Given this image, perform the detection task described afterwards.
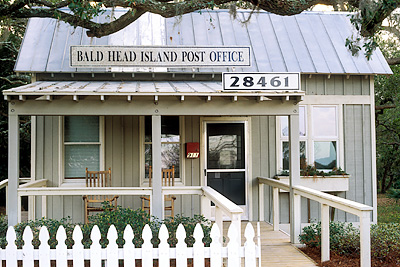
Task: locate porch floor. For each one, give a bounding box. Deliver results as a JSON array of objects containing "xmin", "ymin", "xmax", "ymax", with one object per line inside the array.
[{"xmin": 225, "ymin": 221, "xmax": 317, "ymax": 266}]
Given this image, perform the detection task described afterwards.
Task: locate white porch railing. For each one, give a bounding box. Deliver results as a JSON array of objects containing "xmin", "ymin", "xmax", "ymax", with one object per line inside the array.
[
  {"xmin": 0, "ymin": 178, "xmax": 31, "ymax": 216},
  {"xmin": 17, "ymin": 183, "xmax": 243, "ymax": 238},
  {"xmin": 258, "ymin": 176, "xmax": 373, "ymax": 267},
  {"xmin": 0, "ymin": 222, "xmax": 261, "ymax": 267}
]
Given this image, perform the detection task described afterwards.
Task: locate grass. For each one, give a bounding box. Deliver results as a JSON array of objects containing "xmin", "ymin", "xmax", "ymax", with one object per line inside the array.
[{"xmin": 377, "ymin": 194, "xmax": 400, "ymax": 223}]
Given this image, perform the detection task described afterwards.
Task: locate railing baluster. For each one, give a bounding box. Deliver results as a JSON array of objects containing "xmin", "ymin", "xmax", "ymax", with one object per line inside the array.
[
  {"xmin": 321, "ymin": 204, "xmax": 330, "ymax": 262},
  {"xmin": 360, "ymin": 211, "xmax": 371, "ymax": 267}
]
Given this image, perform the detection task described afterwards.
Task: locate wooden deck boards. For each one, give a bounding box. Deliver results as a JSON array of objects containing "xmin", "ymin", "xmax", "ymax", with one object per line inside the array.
[{"xmin": 224, "ymin": 221, "xmax": 317, "ymax": 266}]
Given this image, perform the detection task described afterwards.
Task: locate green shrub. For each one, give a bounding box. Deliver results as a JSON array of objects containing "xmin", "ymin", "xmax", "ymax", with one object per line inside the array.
[
  {"xmin": 370, "ymin": 223, "xmax": 400, "ymax": 260},
  {"xmin": 8, "ymin": 204, "xmax": 212, "ymax": 250},
  {"xmin": 299, "ymin": 221, "xmax": 359, "ymax": 255},
  {"xmin": 300, "ymin": 221, "xmax": 400, "ymax": 262},
  {"xmin": 387, "ymin": 188, "xmax": 400, "ymax": 203}
]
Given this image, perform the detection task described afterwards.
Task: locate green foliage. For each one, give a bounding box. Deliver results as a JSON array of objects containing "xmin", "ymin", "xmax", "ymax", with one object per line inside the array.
[
  {"xmin": 370, "ymin": 223, "xmax": 400, "ymax": 260},
  {"xmin": 0, "ymin": 19, "xmax": 31, "ymax": 189},
  {"xmin": 5, "ymin": 204, "xmax": 212, "ymax": 250},
  {"xmin": 68, "ymin": 0, "xmax": 105, "ymax": 21},
  {"xmin": 299, "ymin": 221, "xmax": 359, "ymax": 255},
  {"xmin": 375, "ymin": 64, "xmax": 400, "ymax": 193},
  {"xmin": 278, "ymin": 165, "xmax": 347, "ymax": 177},
  {"xmin": 387, "ymin": 188, "xmax": 400, "ymax": 203},
  {"xmin": 378, "ymin": 196, "xmax": 400, "ymax": 223},
  {"xmin": 300, "ymin": 222, "xmax": 400, "ymax": 263}
]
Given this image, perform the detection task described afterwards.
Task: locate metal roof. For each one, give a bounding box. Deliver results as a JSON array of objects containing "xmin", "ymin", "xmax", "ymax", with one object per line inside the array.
[
  {"xmin": 3, "ymin": 80, "xmax": 304, "ymax": 100},
  {"xmin": 14, "ymin": 10, "xmax": 392, "ymax": 75}
]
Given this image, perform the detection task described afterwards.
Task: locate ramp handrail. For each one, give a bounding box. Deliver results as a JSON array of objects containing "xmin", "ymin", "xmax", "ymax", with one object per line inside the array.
[{"xmin": 258, "ymin": 176, "xmax": 372, "ymax": 267}]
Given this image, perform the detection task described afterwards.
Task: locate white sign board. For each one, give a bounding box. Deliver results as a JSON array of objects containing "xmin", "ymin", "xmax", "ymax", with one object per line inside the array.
[
  {"xmin": 223, "ymin": 73, "xmax": 300, "ymax": 91},
  {"xmin": 70, "ymin": 46, "xmax": 251, "ymax": 68}
]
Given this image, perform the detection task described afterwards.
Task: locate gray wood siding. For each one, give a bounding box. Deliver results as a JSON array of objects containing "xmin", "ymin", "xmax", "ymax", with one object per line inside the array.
[
  {"xmin": 303, "ymin": 75, "xmax": 370, "ymax": 95},
  {"xmin": 32, "ymin": 75, "xmax": 374, "ymax": 223},
  {"xmin": 250, "ymin": 116, "xmax": 277, "ymax": 221}
]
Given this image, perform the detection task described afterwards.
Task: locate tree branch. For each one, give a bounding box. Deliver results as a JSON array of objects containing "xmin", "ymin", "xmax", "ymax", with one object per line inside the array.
[
  {"xmin": 376, "ymin": 104, "xmax": 396, "ymax": 110},
  {"xmin": 386, "ymin": 57, "xmax": 400, "ymax": 65},
  {"xmin": 0, "ymin": 0, "xmax": 398, "ymax": 38}
]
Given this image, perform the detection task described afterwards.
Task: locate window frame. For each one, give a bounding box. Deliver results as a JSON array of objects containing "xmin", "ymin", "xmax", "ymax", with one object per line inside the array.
[
  {"xmin": 277, "ymin": 105, "xmax": 342, "ymax": 172},
  {"xmin": 59, "ymin": 116, "xmax": 105, "ymax": 186},
  {"xmin": 139, "ymin": 116, "xmax": 185, "ymax": 186}
]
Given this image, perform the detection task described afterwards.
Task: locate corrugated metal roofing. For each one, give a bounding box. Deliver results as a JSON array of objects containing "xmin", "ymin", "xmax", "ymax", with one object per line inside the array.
[
  {"xmin": 14, "ymin": 9, "xmax": 392, "ymax": 75},
  {"xmin": 3, "ymin": 80, "xmax": 304, "ymax": 98}
]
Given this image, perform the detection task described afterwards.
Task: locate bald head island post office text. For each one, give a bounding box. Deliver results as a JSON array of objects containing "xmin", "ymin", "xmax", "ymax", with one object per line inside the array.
[{"xmin": 4, "ymin": 10, "xmax": 392, "ymax": 241}]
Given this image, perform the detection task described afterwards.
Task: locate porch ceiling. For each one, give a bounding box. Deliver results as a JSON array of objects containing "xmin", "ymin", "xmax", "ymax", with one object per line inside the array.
[{"xmin": 3, "ymin": 80, "xmax": 304, "ymax": 101}]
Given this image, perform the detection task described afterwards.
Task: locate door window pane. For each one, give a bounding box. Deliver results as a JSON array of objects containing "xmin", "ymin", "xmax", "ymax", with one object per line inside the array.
[
  {"xmin": 207, "ymin": 123, "xmax": 245, "ymax": 169},
  {"xmin": 282, "ymin": 141, "xmax": 306, "ymax": 170},
  {"xmin": 313, "ymin": 107, "xmax": 337, "ymax": 137},
  {"xmin": 314, "ymin": 141, "xmax": 337, "ymax": 169},
  {"xmin": 207, "ymin": 172, "xmax": 245, "ymax": 205}
]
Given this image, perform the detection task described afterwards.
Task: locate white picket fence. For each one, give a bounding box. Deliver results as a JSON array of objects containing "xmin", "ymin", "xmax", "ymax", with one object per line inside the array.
[{"xmin": 0, "ymin": 222, "xmax": 261, "ymax": 267}]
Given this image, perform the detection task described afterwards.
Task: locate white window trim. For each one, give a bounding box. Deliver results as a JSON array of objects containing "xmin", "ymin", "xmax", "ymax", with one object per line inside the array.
[
  {"xmin": 139, "ymin": 116, "xmax": 185, "ymax": 186},
  {"xmin": 277, "ymin": 105, "xmax": 343, "ymax": 172},
  {"xmin": 58, "ymin": 116, "xmax": 105, "ymax": 187}
]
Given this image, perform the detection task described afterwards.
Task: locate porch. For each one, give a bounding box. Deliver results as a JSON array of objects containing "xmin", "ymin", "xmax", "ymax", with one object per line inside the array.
[{"xmin": 236, "ymin": 221, "xmax": 317, "ymax": 266}]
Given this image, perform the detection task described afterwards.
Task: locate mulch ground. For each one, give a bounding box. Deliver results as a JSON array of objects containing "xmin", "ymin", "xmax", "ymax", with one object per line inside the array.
[{"xmin": 300, "ymin": 246, "xmax": 400, "ymax": 267}]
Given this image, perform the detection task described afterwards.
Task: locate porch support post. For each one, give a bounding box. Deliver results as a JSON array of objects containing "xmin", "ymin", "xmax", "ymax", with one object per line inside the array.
[
  {"xmin": 288, "ymin": 113, "xmax": 301, "ymax": 244},
  {"xmin": 8, "ymin": 113, "xmax": 19, "ymax": 226},
  {"xmin": 151, "ymin": 115, "xmax": 162, "ymax": 219}
]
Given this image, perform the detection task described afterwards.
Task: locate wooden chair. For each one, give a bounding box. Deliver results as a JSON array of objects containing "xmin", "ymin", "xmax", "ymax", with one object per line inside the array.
[
  {"xmin": 141, "ymin": 165, "xmax": 176, "ymax": 218},
  {"xmin": 83, "ymin": 168, "xmax": 118, "ymax": 223}
]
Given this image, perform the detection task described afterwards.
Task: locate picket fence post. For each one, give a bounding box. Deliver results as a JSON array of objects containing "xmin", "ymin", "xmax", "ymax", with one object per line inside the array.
[
  {"xmin": 175, "ymin": 224, "xmax": 188, "ymax": 267},
  {"xmin": 159, "ymin": 224, "xmax": 170, "ymax": 267},
  {"xmin": 56, "ymin": 226, "xmax": 68, "ymax": 267},
  {"xmin": 227, "ymin": 224, "xmax": 240, "ymax": 267},
  {"xmin": 123, "ymin": 224, "xmax": 135, "ymax": 266},
  {"xmin": 210, "ymin": 224, "xmax": 222, "ymax": 267},
  {"xmin": 23, "ymin": 226, "xmax": 34, "ymax": 267},
  {"xmin": 1, "ymin": 222, "xmax": 261, "ymax": 266},
  {"xmin": 90, "ymin": 225, "xmax": 102, "ymax": 267},
  {"xmin": 193, "ymin": 223, "xmax": 205, "ymax": 267},
  {"xmin": 6, "ymin": 226, "xmax": 17, "ymax": 267},
  {"xmin": 39, "ymin": 226, "xmax": 50, "ymax": 267},
  {"xmin": 142, "ymin": 224, "xmax": 153, "ymax": 267},
  {"xmin": 73, "ymin": 225, "xmax": 84, "ymax": 267},
  {"xmin": 244, "ymin": 223, "xmax": 256, "ymax": 267},
  {"xmin": 107, "ymin": 225, "xmax": 118, "ymax": 267}
]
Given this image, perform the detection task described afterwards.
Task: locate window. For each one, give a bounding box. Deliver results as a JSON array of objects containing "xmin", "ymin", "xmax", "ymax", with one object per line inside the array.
[
  {"xmin": 144, "ymin": 116, "xmax": 181, "ymax": 180},
  {"xmin": 63, "ymin": 116, "xmax": 102, "ymax": 179},
  {"xmin": 279, "ymin": 105, "xmax": 339, "ymax": 171}
]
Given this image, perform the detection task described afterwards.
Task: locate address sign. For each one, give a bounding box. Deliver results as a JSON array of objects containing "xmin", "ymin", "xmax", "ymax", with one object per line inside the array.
[
  {"xmin": 70, "ymin": 46, "xmax": 251, "ymax": 68},
  {"xmin": 223, "ymin": 73, "xmax": 300, "ymax": 91}
]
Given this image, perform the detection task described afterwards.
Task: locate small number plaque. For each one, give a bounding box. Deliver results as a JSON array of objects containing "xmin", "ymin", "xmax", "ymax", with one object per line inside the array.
[{"xmin": 223, "ymin": 73, "xmax": 300, "ymax": 91}]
